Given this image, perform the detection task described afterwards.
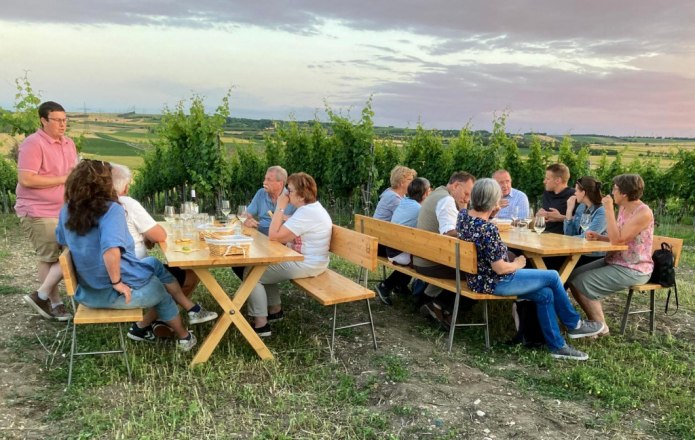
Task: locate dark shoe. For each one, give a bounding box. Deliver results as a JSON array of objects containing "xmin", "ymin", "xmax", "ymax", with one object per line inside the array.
[
  {"xmin": 50, "ymin": 303, "xmax": 73, "ymax": 322},
  {"xmin": 253, "ymin": 324, "xmax": 271, "ymax": 337},
  {"xmin": 23, "ymin": 291, "xmax": 53, "ymax": 320},
  {"xmin": 393, "ymin": 284, "xmax": 412, "ymax": 297},
  {"xmin": 420, "ymin": 301, "xmax": 451, "ymax": 330},
  {"xmin": 375, "ymin": 282, "xmax": 393, "ymax": 305},
  {"xmin": 567, "ymin": 320, "xmax": 605, "ymax": 339},
  {"xmin": 127, "ymin": 323, "xmax": 155, "ymax": 342},
  {"xmin": 152, "ymin": 321, "xmax": 176, "ymax": 339},
  {"xmin": 268, "ymin": 310, "xmax": 284, "ymax": 322}
]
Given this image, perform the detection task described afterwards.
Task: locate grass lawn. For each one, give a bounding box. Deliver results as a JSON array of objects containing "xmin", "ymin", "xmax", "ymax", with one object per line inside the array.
[{"xmin": 1, "ymin": 213, "xmax": 693, "ymax": 439}]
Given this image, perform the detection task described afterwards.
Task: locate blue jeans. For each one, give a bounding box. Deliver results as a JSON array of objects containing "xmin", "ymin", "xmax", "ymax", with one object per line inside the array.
[
  {"xmin": 494, "ymin": 269, "xmax": 581, "ymax": 351},
  {"xmin": 75, "ymin": 275, "xmax": 180, "ymax": 322},
  {"xmin": 141, "ymin": 256, "xmax": 176, "ymax": 285}
]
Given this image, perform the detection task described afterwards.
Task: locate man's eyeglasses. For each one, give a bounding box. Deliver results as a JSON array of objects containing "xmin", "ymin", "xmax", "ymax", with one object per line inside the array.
[{"xmin": 48, "ymin": 117, "xmax": 68, "ymax": 124}]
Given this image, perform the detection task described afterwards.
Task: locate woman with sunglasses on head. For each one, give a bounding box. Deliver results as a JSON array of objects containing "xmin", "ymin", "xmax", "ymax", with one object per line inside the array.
[
  {"xmin": 245, "ymin": 172, "xmax": 332, "ymax": 337},
  {"xmin": 568, "ymin": 174, "xmax": 654, "ymax": 337},
  {"xmin": 564, "ymin": 176, "xmax": 607, "ymax": 266}
]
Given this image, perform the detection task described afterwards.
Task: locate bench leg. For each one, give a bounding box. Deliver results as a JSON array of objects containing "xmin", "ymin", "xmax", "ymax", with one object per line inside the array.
[
  {"xmin": 118, "ymin": 323, "xmax": 133, "ymax": 383},
  {"xmin": 649, "ymin": 290, "xmax": 656, "ymax": 335},
  {"xmin": 483, "ymin": 301, "xmax": 490, "ymax": 350},
  {"xmin": 330, "ymin": 305, "xmax": 338, "ymax": 363},
  {"xmin": 67, "ymin": 320, "xmax": 77, "ymax": 388},
  {"xmin": 365, "ymin": 299, "xmax": 378, "ymax": 350},
  {"xmin": 620, "ymin": 289, "xmax": 634, "ymax": 335},
  {"xmin": 447, "ymin": 293, "xmax": 461, "ymax": 353}
]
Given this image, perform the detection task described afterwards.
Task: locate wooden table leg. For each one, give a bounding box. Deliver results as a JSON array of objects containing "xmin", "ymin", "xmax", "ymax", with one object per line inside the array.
[
  {"xmin": 189, "ymin": 266, "xmax": 273, "ymax": 366},
  {"xmin": 525, "ymin": 253, "xmax": 581, "ymax": 284},
  {"xmin": 526, "ymin": 253, "xmax": 547, "ymax": 270},
  {"xmin": 557, "ymin": 254, "xmax": 580, "ymax": 284}
]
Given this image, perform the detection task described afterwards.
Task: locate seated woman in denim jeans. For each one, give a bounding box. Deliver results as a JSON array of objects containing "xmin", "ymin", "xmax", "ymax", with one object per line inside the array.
[
  {"xmin": 55, "ymin": 159, "xmax": 197, "ymax": 351},
  {"xmin": 456, "ymin": 178, "xmax": 605, "ymax": 360},
  {"xmin": 563, "ymin": 176, "xmax": 607, "ymax": 267}
]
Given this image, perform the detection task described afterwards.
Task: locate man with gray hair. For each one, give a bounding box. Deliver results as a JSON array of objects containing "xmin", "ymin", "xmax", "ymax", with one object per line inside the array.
[
  {"xmin": 243, "ymin": 166, "xmax": 296, "ymax": 235},
  {"xmin": 492, "ymin": 169, "xmax": 529, "ymax": 220}
]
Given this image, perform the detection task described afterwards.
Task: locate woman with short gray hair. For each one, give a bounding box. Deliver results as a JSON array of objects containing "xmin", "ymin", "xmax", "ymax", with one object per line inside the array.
[{"xmin": 456, "ymin": 178, "xmax": 604, "ymax": 361}]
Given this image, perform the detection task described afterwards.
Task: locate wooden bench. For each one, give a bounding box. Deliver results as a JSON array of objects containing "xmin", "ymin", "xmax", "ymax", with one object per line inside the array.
[
  {"xmin": 59, "ymin": 248, "xmax": 144, "ymax": 386},
  {"xmin": 620, "ymin": 235, "xmax": 684, "ymax": 335},
  {"xmin": 355, "ymin": 214, "xmax": 516, "ymax": 351},
  {"xmin": 291, "ymin": 225, "xmax": 379, "ymax": 360}
]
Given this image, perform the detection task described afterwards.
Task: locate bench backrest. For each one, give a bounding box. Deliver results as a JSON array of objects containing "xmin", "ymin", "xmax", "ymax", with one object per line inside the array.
[
  {"xmin": 354, "ymin": 214, "xmax": 477, "ymax": 274},
  {"xmin": 330, "ymin": 225, "xmax": 378, "ymax": 271},
  {"xmin": 652, "ymin": 235, "xmax": 684, "ymax": 267},
  {"xmin": 59, "ymin": 248, "xmax": 78, "ymax": 296}
]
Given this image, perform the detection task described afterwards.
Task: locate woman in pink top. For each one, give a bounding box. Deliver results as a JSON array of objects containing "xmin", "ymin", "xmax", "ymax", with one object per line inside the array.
[{"xmin": 568, "ymin": 174, "xmax": 654, "ymax": 336}]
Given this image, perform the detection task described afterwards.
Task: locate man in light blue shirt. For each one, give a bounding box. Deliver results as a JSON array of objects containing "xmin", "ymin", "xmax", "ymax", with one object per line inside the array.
[
  {"xmin": 493, "ymin": 169, "xmax": 530, "ymax": 220},
  {"xmin": 245, "ymin": 166, "xmax": 296, "ymax": 236}
]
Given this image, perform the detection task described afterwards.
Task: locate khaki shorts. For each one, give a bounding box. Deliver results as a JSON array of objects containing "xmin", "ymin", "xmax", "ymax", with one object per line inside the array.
[{"xmin": 19, "ymin": 216, "xmax": 61, "ymax": 263}]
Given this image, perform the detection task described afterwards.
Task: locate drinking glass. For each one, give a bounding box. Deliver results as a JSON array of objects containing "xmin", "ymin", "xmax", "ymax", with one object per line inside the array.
[
  {"xmin": 523, "ymin": 208, "xmax": 534, "ymax": 233},
  {"xmin": 237, "ymin": 205, "xmax": 248, "ymax": 223},
  {"xmin": 510, "ymin": 206, "xmax": 520, "ymax": 230},
  {"xmin": 164, "ymin": 206, "xmax": 175, "ymax": 223},
  {"xmin": 580, "ymin": 212, "xmax": 592, "ymax": 237},
  {"xmin": 220, "ymin": 200, "xmax": 231, "ymax": 221},
  {"xmin": 534, "ymin": 215, "xmax": 546, "ymax": 235}
]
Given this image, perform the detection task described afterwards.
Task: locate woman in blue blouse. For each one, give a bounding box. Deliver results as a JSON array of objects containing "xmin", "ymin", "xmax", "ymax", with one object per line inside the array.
[
  {"xmin": 564, "ymin": 176, "xmax": 606, "ymax": 265},
  {"xmin": 456, "ymin": 178, "xmax": 604, "ymax": 360}
]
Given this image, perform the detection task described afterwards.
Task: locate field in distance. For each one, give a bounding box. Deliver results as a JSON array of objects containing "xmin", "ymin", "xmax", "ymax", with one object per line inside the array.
[{"xmin": 2, "ymin": 113, "xmax": 694, "ymax": 171}]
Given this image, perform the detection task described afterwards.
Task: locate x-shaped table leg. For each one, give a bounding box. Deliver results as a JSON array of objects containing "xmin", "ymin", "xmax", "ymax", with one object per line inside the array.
[{"xmin": 189, "ymin": 265, "xmax": 273, "ymax": 366}]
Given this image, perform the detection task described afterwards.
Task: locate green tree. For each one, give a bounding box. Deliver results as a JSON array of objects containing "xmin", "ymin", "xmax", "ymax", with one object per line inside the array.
[
  {"xmin": 404, "ymin": 124, "xmax": 449, "ymax": 186},
  {"xmin": 325, "ymin": 100, "xmax": 375, "ymax": 200},
  {"xmin": 1, "ymin": 73, "xmax": 41, "ymax": 137},
  {"xmin": 521, "ymin": 135, "xmax": 551, "ymax": 205}
]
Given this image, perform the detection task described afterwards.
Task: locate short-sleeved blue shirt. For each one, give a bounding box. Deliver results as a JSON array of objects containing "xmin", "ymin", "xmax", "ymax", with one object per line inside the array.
[
  {"xmin": 373, "ymin": 188, "xmax": 402, "ymax": 221},
  {"xmin": 247, "ymin": 188, "xmax": 297, "ymax": 235},
  {"xmin": 56, "ymin": 202, "xmax": 155, "ymax": 290},
  {"xmin": 391, "ymin": 198, "xmax": 421, "ymax": 227},
  {"xmin": 456, "ymin": 210, "xmax": 511, "ymax": 293}
]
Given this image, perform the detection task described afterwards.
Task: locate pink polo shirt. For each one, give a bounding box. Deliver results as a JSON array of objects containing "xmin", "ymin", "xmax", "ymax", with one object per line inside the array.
[{"xmin": 15, "ymin": 129, "xmax": 78, "ymax": 218}]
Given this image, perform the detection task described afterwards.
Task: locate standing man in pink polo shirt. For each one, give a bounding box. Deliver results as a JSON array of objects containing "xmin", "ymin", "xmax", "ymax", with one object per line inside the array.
[{"xmin": 16, "ymin": 101, "xmax": 78, "ymax": 321}]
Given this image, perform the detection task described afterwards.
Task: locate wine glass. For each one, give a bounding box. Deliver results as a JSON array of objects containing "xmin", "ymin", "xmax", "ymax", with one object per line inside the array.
[
  {"xmin": 510, "ymin": 206, "xmax": 520, "ymax": 230},
  {"xmin": 523, "ymin": 208, "xmax": 534, "ymax": 233},
  {"xmin": 237, "ymin": 205, "xmax": 248, "ymax": 224},
  {"xmin": 220, "ymin": 200, "xmax": 231, "ymax": 222},
  {"xmin": 580, "ymin": 212, "xmax": 592, "ymax": 238},
  {"xmin": 534, "ymin": 215, "xmax": 546, "ymax": 235},
  {"xmin": 164, "ymin": 206, "xmax": 175, "ymax": 223}
]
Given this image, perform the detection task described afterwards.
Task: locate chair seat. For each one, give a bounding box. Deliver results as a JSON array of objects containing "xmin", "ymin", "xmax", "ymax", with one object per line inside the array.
[
  {"xmin": 629, "ymin": 283, "xmax": 664, "ymax": 292},
  {"xmin": 74, "ymin": 305, "xmax": 144, "ymax": 324}
]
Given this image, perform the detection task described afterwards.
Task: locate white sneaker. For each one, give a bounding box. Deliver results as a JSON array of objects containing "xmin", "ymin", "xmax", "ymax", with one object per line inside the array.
[
  {"xmin": 188, "ymin": 308, "xmax": 218, "ymax": 325},
  {"xmin": 177, "ymin": 332, "xmax": 197, "ymax": 352}
]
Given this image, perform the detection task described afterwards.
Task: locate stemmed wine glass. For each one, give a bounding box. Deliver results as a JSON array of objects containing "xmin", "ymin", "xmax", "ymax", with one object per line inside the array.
[
  {"xmin": 164, "ymin": 206, "xmax": 175, "ymax": 223},
  {"xmin": 511, "ymin": 206, "xmax": 520, "ymax": 230},
  {"xmin": 220, "ymin": 200, "xmax": 231, "ymax": 223},
  {"xmin": 237, "ymin": 205, "xmax": 248, "ymax": 224},
  {"xmin": 580, "ymin": 212, "xmax": 592, "ymax": 238},
  {"xmin": 533, "ymin": 215, "xmax": 546, "ymax": 235}
]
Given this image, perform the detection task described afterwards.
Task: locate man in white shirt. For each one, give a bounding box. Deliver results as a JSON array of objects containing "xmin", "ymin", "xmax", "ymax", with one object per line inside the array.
[{"xmin": 413, "ymin": 172, "xmax": 476, "ymax": 327}]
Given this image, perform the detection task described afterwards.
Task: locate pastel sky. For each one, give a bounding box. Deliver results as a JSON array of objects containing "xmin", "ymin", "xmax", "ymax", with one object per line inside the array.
[{"xmin": 1, "ymin": 1, "xmax": 694, "ymax": 136}]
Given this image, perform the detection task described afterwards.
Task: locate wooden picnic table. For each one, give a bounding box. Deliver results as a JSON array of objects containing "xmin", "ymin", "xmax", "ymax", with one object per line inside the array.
[
  {"xmin": 500, "ymin": 230, "xmax": 628, "ymax": 283},
  {"xmin": 159, "ymin": 224, "xmax": 303, "ymax": 366}
]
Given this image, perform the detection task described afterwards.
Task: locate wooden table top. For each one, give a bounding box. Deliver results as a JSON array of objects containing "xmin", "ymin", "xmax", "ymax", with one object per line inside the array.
[
  {"xmin": 500, "ymin": 230, "xmax": 628, "ymax": 256},
  {"xmin": 160, "ymin": 224, "xmax": 304, "ymax": 268}
]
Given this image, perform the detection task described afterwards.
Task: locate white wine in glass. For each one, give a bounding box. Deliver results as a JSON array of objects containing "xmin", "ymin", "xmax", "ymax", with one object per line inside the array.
[
  {"xmin": 534, "ymin": 215, "xmax": 546, "ymax": 235},
  {"xmin": 164, "ymin": 205, "xmax": 175, "ymax": 223},
  {"xmin": 237, "ymin": 205, "xmax": 248, "ymax": 223},
  {"xmin": 220, "ymin": 200, "xmax": 231, "ymax": 220}
]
